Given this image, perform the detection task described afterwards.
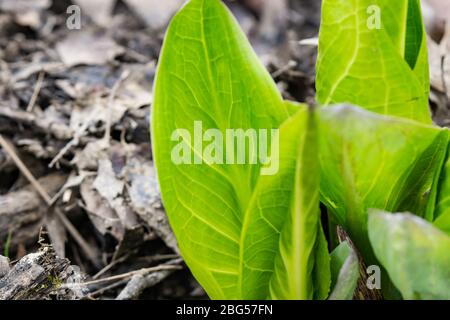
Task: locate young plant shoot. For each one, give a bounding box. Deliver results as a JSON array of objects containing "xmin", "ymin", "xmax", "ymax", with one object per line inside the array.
[{"xmin": 152, "ymin": 0, "xmax": 450, "ymax": 300}]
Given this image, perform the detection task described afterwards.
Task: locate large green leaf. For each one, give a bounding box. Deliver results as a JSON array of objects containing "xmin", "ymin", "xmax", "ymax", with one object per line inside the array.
[
  {"xmin": 152, "ymin": 0, "xmax": 327, "ymax": 299},
  {"xmin": 316, "ymin": 0, "xmax": 431, "ymax": 123},
  {"xmin": 242, "ymin": 107, "xmax": 331, "ymax": 300},
  {"xmin": 368, "ymin": 210, "xmax": 450, "ymax": 300},
  {"xmin": 318, "ymin": 105, "xmax": 449, "ymax": 264},
  {"xmin": 239, "ymin": 108, "xmax": 330, "ymax": 300},
  {"xmin": 328, "ymin": 241, "xmax": 359, "ymax": 300},
  {"xmin": 266, "ymin": 110, "xmax": 322, "ymax": 299}
]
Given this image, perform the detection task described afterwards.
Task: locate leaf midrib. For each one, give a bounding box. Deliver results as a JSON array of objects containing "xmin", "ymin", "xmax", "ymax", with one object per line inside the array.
[{"xmin": 397, "ymin": 0, "xmax": 409, "ymax": 60}]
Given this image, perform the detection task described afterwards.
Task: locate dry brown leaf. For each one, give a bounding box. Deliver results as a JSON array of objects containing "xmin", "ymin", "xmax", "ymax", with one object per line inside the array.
[
  {"xmin": 45, "ymin": 210, "xmax": 67, "ymax": 258},
  {"xmin": 73, "ymin": 0, "xmax": 116, "ymax": 27},
  {"xmin": 94, "ymin": 158, "xmax": 139, "ymax": 230},
  {"xmin": 425, "ymin": 0, "xmax": 450, "ymax": 22},
  {"xmin": 71, "ymin": 140, "xmax": 108, "ymax": 171},
  {"xmin": 0, "ymin": 0, "xmax": 50, "ymax": 13},
  {"xmin": 443, "ymin": 27, "xmax": 450, "ymax": 100},
  {"xmin": 80, "ymin": 177, "xmax": 124, "ymax": 240},
  {"xmin": 125, "ymin": 158, "xmax": 179, "ymax": 253},
  {"xmin": 123, "ymin": 0, "xmax": 184, "ymax": 29},
  {"xmin": 56, "ymin": 31, "xmax": 124, "ymax": 67}
]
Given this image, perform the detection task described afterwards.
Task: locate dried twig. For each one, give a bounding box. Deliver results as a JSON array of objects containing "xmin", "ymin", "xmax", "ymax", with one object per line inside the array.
[
  {"xmin": 88, "ymin": 279, "xmax": 129, "ymax": 298},
  {"xmin": 0, "ymin": 173, "xmax": 67, "ymax": 246},
  {"xmin": 0, "ymin": 135, "xmax": 51, "ymax": 203},
  {"xmin": 105, "ymin": 70, "xmax": 130, "ymax": 144},
  {"xmin": 73, "ymin": 263, "xmax": 182, "ymax": 288},
  {"xmin": 48, "ymin": 122, "xmax": 90, "ymax": 168},
  {"xmin": 92, "ymin": 251, "xmax": 135, "ymax": 280},
  {"xmin": 49, "ymin": 68, "xmax": 130, "ymax": 168},
  {"xmin": 0, "ymin": 135, "xmax": 100, "ymax": 267},
  {"xmin": 271, "ymin": 60, "xmax": 297, "ymax": 78},
  {"xmin": 26, "ymin": 71, "xmax": 45, "ymax": 112},
  {"xmin": 116, "ymin": 258, "xmax": 182, "ymax": 300},
  {"xmin": 89, "ymin": 264, "xmax": 181, "ymax": 286},
  {"xmin": 0, "ymin": 105, "xmax": 73, "ymax": 140}
]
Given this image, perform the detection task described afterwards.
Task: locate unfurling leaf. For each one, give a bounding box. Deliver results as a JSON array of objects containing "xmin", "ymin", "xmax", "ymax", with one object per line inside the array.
[
  {"xmin": 368, "ymin": 211, "xmax": 450, "ymax": 300},
  {"xmin": 238, "ymin": 108, "xmax": 330, "ymax": 300},
  {"xmin": 328, "ymin": 241, "xmax": 360, "ymax": 300},
  {"xmin": 252, "ymin": 109, "xmax": 329, "ymax": 300}
]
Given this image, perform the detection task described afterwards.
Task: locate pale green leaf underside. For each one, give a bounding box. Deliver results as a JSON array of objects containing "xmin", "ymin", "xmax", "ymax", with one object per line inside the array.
[
  {"xmin": 265, "ymin": 110, "xmax": 320, "ymax": 299},
  {"xmin": 316, "ymin": 0, "xmax": 430, "ymax": 123},
  {"xmin": 238, "ymin": 109, "xmax": 330, "ymax": 300},
  {"xmin": 312, "ymin": 225, "xmax": 332, "ymax": 300},
  {"xmin": 318, "ymin": 105, "xmax": 448, "ymax": 265},
  {"xmin": 328, "ymin": 241, "xmax": 359, "ymax": 300},
  {"xmin": 269, "ymin": 110, "xmax": 327, "ymax": 299},
  {"xmin": 235, "ymin": 107, "xmax": 331, "ymax": 300},
  {"xmin": 368, "ymin": 211, "xmax": 450, "ymax": 300}
]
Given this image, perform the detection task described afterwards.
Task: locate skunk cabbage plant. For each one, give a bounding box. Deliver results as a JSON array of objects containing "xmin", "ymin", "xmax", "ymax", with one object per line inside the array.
[{"xmin": 152, "ymin": 0, "xmax": 450, "ymax": 300}]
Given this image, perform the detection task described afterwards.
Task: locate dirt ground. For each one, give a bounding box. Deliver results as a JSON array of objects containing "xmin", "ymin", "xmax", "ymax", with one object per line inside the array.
[{"xmin": 0, "ymin": 0, "xmax": 449, "ymax": 300}]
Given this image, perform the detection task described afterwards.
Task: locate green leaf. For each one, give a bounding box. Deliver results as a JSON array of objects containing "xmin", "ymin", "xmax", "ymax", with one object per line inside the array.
[
  {"xmin": 318, "ymin": 105, "xmax": 449, "ymax": 264},
  {"xmin": 330, "ymin": 242, "xmax": 352, "ymax": 288},
  {"xmin": 237, "ymin": 107, "xmax": 330, "ymax": 300},
  {"xmin": 377, "ymin": 0, "xmax": 425, "ymax": 71},
  {"xmin": 434, "ymin": 213, "xmax": 450, "ymax": 235},
  {"xmin": 312, "ymin": 225, "xmax": 332, "ymax": 300},
  {"xmin": 245, "ymin": 109, "xmax": 329, "ymax": 300},
  {"xmin": 368, "ymin": 210, "xmax": 450, "ymax": 300},
  {"xmin": 316, "ymin": 0, "xmax": 431, "ymax": 123},
  {"xmin": 285, "ymin": 100, "xmax": 306, "ymax": 117},
  {"xmin": 404, "ymin": 0, "xmax": 425, "ymax": 70},
  {"xmin": 328, "ymin": 241, "xmax": 359, "ymax": 300},
  {"xmin": 152, "ymin": 0, "xmax": 291, "ymax": 299},
  {"xmin": 152, "ymin": 0, "xmax": 328, "ymax": 299},
  {"xmin": 434, "ymin": 147, "xmax": 450, "ymax": 235}
]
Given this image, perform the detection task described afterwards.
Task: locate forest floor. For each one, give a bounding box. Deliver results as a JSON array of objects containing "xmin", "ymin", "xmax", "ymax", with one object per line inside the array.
[{"xmin": 0, "ymin": 0, "xmax": 449, "ymax": 300}]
